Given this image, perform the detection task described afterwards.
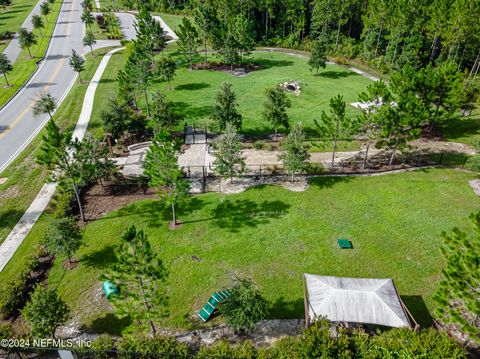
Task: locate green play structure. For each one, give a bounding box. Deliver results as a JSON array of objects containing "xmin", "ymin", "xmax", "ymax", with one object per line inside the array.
[
  {"xmin": 102, "ymin": 281, "xmax": 119, "ymax": 299},
  {"xmin": 198, "ymin": 289, "xmax": 233, "ymax": 322}
]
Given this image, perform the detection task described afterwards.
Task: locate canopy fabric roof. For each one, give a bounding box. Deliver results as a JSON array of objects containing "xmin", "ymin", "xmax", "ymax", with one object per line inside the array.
[{"xmin": 304, "ymin": 274, "xmax": 411, "ymax": 328}]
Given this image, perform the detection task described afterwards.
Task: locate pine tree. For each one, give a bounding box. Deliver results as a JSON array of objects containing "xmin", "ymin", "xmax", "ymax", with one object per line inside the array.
[
  {"xmin": 211, "ymin": 82, "xmax": 242, "ymax": 131},
  {"xmin": 151, "ymin": 91, "xmax": 182, "ymax": 132},
  {"xmin": 100, "ymin": 225, "xmax": 168, "ymax": 336},
  {"xmin": 278, "ymin": 122, "xmax": 310, "ymax": 181},
  {"xmin": 31, "ymin": 15, "xmax": 45, "ymax": 36},
  {"xmin": 232, "ymin": 14, "xmax": 255, "ymax": 62},
  {"xmin": 18, "ymin": 27, "xmax": 37, "ymax": 57},
  {"xmin": 69, "ymin": 49, "xmax": 86, "ymax": 83},
  {"xmin": 143, "ymin": 132, "xmax": 190, "ymax": 226},
  {"xmin": 135, "ymin": 8, "xmax": 167, "ymax": 57},
  {"xmin": 309, "ymin": 37, "xmax": 328, "ymax": 74},
  {"xmin": 262, "ymin": 85, "xmax": 291, "ymax": 141},
  {"xmin": 213, "ymin": 123, "xmax": 245, "ymax": 183},
  {"xmin": 32, "ymin": 91, "xmax": 56, "ymax": 119},
  {"xmin": 356, "ymin": 80, "xmax": 391, "ymax": 169},
  {"xmin": 21, "ymin": 285, "xmax": 70, "ymax": 338},
  {"xmin": 83, "ymin": 30, "xmax": 96, "ymax": 55},
  {"xmin": 156, "ymin": 56, "xmax": 176, "ymax": 90},
  {"xmin": 433, "ymin": 211, "xmax": 480, "ymax": 345},
  {"xmin": 0, "ymin": 53, "xmax": 13, "ymax": 87},
  {"xmin": 315, "ymin": 94, "xmax": 349, "ymax": 166},
  {"xmin": 101, "ymin": 97, "xmax": 133, "ymax": 142},
  {"xmin": 43, "ymin": 216, "xmax": 83, "ymax": 264},
  {"xmin": 177, "ymin": 17, "xmax": 201, "ymax": 70}
]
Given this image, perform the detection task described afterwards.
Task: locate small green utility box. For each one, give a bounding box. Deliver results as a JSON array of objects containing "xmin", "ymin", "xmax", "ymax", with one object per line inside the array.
[
  {"xmin": 337, "ymin": 239, "xmax": 353, "ymax": 249},
  {"xmin": 102, "ymin": 281, "xmax": 119, "ymax": 299}
]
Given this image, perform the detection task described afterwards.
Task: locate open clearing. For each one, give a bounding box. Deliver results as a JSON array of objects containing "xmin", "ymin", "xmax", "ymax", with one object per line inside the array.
[{"xmin": 43, "ymin": 168, "xmax": 479, "ymax": 334}]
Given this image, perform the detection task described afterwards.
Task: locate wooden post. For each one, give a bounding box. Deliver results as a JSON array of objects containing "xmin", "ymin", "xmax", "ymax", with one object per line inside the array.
[
  {"xmin": 106, "ymin": 133, "xmax": 113, "ymax": 156},
  {"xmin": 303, "ymin": 274, "xmax": 310, "ymax": 328}
]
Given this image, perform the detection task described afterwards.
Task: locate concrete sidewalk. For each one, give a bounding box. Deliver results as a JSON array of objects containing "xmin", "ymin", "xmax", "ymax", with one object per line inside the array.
[{"xmin": 0, "ymin": 47, "xmax": 125, "ymax": 272}]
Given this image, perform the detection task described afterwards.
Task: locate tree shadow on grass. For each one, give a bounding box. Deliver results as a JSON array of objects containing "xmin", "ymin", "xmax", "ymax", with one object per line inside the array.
[
  {"xmin": 317, "ymin": 70, "xmax": 357, "ymax": 79},
  {"xmin": 81, "ymin": 244, "xmax": 118, "ymax": 269},
  {"xmin": 82, "ymin": 313, "xmax": 132, "ymax": 335},
  {"xmin": 401, "ymin": 295, "xmax": 434, "ymax": 327},
  {"xmin": 440, "ymin": 115, "xmax": 480, "ymax": 141},
  {"xmin": 170, "ymin": 101, "xmax": 212, "ymax": 121},
  {"xmin": 269, "ymin": 296, "xmax": 304, "ymax": 319},
  {"xmin": 175, "ymin": 82, "xmax": 211, "ymax": 91},
  {"xmin": 110, "ymin": 197, "xmax": 208, "ymax": 229},
  {"xmin": 254, "ymin": 58, "xmax": 295, "ymax": 70},
  {"xmin": 308, "ymin": 175, "xmax": 351, "ymax": 189},
  {"xmin": 207, "ymin": 198, "xmax": 290, "ymax": 233},
  {"xmin": 0, "ymin": 209, "xmax": 25, "ymax": 231}
]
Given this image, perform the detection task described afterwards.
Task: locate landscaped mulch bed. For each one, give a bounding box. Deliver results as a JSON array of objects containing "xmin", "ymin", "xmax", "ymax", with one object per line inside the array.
[{"xmin": 81, "ymin": 183, "xmax": 157, "ymax": 222}]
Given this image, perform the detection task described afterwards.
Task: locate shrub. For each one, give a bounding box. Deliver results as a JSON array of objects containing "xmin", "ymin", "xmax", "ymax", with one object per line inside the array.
[
  {"xmin": 54, "ymin": 186, "xmax": 74, "ymax": 218},
  {"xmin": 0, "ymin": 322, "xmax": 13, "ymax": 339},
  {"xmin": 264, "ymin": 143, "xmax": 273, "ymax": 151},
  {"xmin": 219, "ymin": 277, "xmax": 268, "ymax": 333},
  {"xmin": 86, "ymin": 335, "xmax": 116, "ymax": 359},
  {"xmin": 254, "ymin": 140, "xmax": 265, "ymax": 150},
  {"xmin": 118, "ymin": 336, "xmax": 189, "ymax": 357},
  {"xmin": 197, "ymin": 340, "xmax": 257, "ymax": 359}
]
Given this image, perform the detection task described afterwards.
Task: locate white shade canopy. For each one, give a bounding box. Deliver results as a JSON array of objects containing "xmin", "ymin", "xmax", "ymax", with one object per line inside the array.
[{"xmin": 304, "ymin": 274, "xmax": 411, "ymax": 328}]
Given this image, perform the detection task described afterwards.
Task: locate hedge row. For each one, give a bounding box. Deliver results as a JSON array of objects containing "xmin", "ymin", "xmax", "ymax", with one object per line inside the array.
[{"xmin": 80, "ymin": 321, "xmax": 466, "ymax": 359}]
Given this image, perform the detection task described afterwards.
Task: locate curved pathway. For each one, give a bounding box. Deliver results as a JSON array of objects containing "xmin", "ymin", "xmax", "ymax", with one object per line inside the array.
[{"xmin": 0, "ymin": 47, "xmax": 125, "ymax": 272}]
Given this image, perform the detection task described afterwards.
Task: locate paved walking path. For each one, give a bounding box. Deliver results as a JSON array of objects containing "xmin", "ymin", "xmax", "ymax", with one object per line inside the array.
[
  {"xmin": 2, "ymin": 0, "xmax": 44, "ymax": 63},
  {"xmin": 0, "ymin": 47, "xmax": 125, "ymax": 272}
]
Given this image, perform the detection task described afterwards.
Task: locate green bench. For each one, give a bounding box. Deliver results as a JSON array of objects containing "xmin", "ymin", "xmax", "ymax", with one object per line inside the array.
[
  {"xmin": 198, "ymin": 289, "xmax": 233, "ymax": 322},
  {"xmin": 337, "ymin": 239, "xmax": 353, "ymax": 249}
]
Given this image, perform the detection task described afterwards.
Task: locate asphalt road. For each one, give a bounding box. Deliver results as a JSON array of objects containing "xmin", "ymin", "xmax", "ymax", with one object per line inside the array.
[{"xmin": 0, "ymin": 0, "xmax": 84, "ymax": 173}]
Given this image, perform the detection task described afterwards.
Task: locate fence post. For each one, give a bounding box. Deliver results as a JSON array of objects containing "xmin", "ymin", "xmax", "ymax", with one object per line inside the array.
[
  {"xmin": 205, "ymin": 126, "xmax": 208, "ymax": 144},
  {"xmin": 259, "ymin": 165, "xmax": 262, "ymax": 178},
  {"xmin": 341, "ymin": 161, "xmax": 344, "ymax": 173},
  {"xmin": 202, "ymin": 166, "xmax": 206, "ymax": 193}
]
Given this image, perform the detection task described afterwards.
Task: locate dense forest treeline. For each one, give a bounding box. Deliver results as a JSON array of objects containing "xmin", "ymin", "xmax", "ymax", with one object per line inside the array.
[{"xmin": 107, "ymin": 0, "xmax": 480, "ymax": 75}]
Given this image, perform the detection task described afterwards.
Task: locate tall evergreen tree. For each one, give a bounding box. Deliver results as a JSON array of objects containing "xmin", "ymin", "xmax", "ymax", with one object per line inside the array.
[
  {"xmin": 356, "ymin": 80, "xmax": 392, "ymax": 169},
  {"xmin": 278, "ymin": 122, "xmax": 310, "ymax": 181},
  {"xmin": 143, "ymin": 132, "xmax": 190, "ymax": 226},
  {"xmin": 308, "ymin": 36, "xmax": 328, "ymax": 74},
  {"xmin": 433, "ymin": 211, "xmax": 480, "ymax": 345},
  {"xmin": 177, "ymin": 17, "xmax": 201, "ymax": 70},
  {"xmin": 315, "ymin": 94, "xmax": 349, "ymax": 166},
  {"xmin": 211, "ymin": 82, "xmax": 242, "ymax": 131},
  {"xmin": 156, "ymin": 56, "xmax": 176, "ymax": 90},
  {"xmin": 262, "ymin": 85, "xmax": 291, "ymax": 141},
  {"xmin": 151, "ymin": 92, "xmax": 182, "ymax": 132},
  {"xmin": 213, "ymin": 123, "xmax": 245, "ymax": 183},
  {"xmin": 101, "ymin": 225, "xmax": 168, "ymax": 336}
]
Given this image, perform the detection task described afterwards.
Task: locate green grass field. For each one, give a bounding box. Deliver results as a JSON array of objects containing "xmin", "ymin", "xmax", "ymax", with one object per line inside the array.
[
  {"xmin": 42, "ymin": 168, "xmax": 479, "ymax": 334},
  {"xmin": 0, "ymin": 47, "xmax": 125, "ymax": 246},
  {"xmin": 147, "ymin": 51, "xmax": 372, "ymax": 135},
  {"xmin": 0, "ymin": 0, "xmax": 63, "ymax": 107},
  {"xmin": 0, "ymin": 0, "xmax": 38, "ymax": 52}
]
